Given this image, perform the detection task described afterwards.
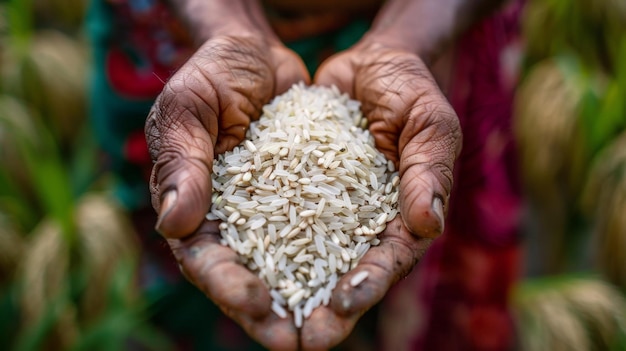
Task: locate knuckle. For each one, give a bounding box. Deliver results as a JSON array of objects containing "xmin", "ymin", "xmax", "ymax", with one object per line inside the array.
[{"xmin": 145, "ymin": 108, "xmax": 162, "ymax": 162}]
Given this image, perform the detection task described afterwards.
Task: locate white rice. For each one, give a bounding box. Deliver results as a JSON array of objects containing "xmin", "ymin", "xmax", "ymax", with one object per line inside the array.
[
  {"xmin": 208, "ymin": 83, "xmax": 399, "ymax": 327},
  {"xmin": 271, "ymin": 300, "xmax": 288, "ymax": 319},
  {"xmin": 349, "ymin": 270, "xmax": 370, "ymax": 287},
  {"xmin": 294, "ymin": 304, "xmax": 303, "ymax": 328}
]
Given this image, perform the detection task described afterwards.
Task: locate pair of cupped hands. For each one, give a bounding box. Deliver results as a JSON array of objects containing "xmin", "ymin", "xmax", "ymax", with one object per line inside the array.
[{"xmin": 145, "ymin": 32, "xmax": 462, "ymax": 350}]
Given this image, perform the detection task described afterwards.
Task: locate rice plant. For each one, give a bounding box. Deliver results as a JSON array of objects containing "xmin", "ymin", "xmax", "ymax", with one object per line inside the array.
[
  {"xmin": 0, "ymin": 0, "xmax": 171, "ymax": 349},
  {"xmin": 514, "ymin": 0, "xmax": 626, "ymax": 349}
]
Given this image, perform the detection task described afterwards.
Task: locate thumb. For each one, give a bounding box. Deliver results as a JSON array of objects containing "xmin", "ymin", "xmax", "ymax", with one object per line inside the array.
[
  {"xmin": 398, "ymin": 99, "xmax": 462, "ymax": 238},
  {"xmin": 145, "ymin": 76, "xmax": 220, "ymax": 239},
  {"xmin": 313, "ymin": 51, "xmax": 355, "ymax": 94},
  {"xmin": 270, "ymin": 46, "xmax": 311, "ymax": 94},
  {"xmin": 345, "ymin": 48, "xmax": 462, "ymax": 239}
]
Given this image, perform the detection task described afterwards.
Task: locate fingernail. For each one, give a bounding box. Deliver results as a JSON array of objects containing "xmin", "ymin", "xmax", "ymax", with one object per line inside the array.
[
  {"xmin": 156, "ymin": 190, "xmax": 177, "ymax": 234},
  {"xmin": 432, "ymin": 197, "xmax": 445, "ymax": 234}
]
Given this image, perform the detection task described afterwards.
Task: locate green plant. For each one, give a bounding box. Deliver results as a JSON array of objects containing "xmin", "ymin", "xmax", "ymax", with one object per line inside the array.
[{"xmin": 0, "ymin": 1, "xmax": 173, "ymax": 349}]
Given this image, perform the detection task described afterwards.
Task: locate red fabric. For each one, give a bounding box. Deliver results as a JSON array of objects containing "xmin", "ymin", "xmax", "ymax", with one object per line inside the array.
[
  {"xmin": 105, "ymin": 47, "xmax": 169, "ymax": 99},
  {"xmin": 412, "ymin": 237, "xmax": 521, "ymax": 351},
  {"xmin": 124, "ymin": 129, "xmax": 151, "ymax": 165},
  {"xmin": 104, "ymin": 0, "xmax": 192, "ymax": 99}
]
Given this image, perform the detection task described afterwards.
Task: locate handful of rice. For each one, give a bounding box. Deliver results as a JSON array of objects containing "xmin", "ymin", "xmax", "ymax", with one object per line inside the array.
[{"xmin": 207, "ymin": 83, "xmax": 399, "ymax": 327}]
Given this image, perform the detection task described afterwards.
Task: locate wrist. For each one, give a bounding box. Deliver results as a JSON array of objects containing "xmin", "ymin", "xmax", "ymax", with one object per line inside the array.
[
  {"xmin": 356, "ymin": 32, "xmax": 437, "ymax": 65},
  {"xmin": 169, "ymin": 0, "xmax": 280, "ymax": 46},
  {"xmin": 357, "ymin": 0, "xmax": 506, "ymax": 66}
]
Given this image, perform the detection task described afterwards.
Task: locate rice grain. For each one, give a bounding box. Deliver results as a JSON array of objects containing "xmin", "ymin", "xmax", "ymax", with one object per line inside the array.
[
  {"xmin": 350, "ymin": 270, "xmax": 370, "ymax": 287},
  {"xmin": 209, "ymin": 83, "xmax": 400, "ymax": 325}
]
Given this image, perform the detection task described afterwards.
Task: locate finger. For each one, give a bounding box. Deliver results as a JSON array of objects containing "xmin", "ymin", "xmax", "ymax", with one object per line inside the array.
[
  {"xmin": 332, "ymin": 217, "xmax": 432, "ymax": 315},
  {"xmin": 145, "ymin": 71, "xmax": 219, "ymax": 238},
  {"xmin": 313, "ymin": 51, "xmax": 355, "ymax": 95},
  {"xmin": 300, "ymin": 305, "xmax": 360, "ymax": 351},
  {"xmin": 146, "ymin": 58, "xmax": 260, "ymax": 238},
  {"xmin": 301, "ymin": 218, "xmax": 432, "ymax": 350},
  {"xmin": 271, "ymin": 46, "xmax": 311, "ymax": 94},
  {"xmin": 168, "ymin": 221, "xmax": 299, "ymax": 350},
  {"xmin": 397, "ymin": 93, "xmax": 461, "ymax": 237},
  {"xmin": 351, "ymin": 51, "xmax": 461, "ymax": 238}
]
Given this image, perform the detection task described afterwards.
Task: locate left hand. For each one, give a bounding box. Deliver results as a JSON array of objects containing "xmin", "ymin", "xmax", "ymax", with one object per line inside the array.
[
  {"xmin": 297, "ymin": 41, "xmax": 462, "ymax": 349},
  {"xmin": 145, "ymin": 34, "xmax": 310, "ymax": 351}
]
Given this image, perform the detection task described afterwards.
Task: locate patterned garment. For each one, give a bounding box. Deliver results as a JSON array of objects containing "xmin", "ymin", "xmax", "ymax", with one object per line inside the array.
[{"xmin": 87, "ymin": 0, "xmax": 523, "ymax": 349}]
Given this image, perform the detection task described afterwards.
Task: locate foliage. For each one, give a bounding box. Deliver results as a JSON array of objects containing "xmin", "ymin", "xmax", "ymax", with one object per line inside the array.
[
  {"xmin": 514, "ymin": 276, "xmax": 626, "ymax": 351},
  {"xmin": 516, "ymin": 0, "xmax": 626, "ymax": 279},
  {"xmin": 0, "ymin": 0, "xmax": 172, "ymax": 350},
  {"xmin": 514, "ymin": 0, "xmax": 626, "ymax": 349}
]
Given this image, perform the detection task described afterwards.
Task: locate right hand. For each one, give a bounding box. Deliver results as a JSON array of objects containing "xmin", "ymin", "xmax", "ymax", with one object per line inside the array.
[
  {"xmin": 297, "ymin": 41, "xmax": 461, "ymax": 350},
  {"xmin": 145, "ymin": 34, "xmax": 309, "ymax": 351}
]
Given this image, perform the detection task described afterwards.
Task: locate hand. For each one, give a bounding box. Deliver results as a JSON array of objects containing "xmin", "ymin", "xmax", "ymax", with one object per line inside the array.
[
  {"xmin": 298, "ymin": 42, "xmax": 462, "ymax": 349},
  {"xmin": 145, "ymin": 34, "xmax": 309, "ymax": 350}
]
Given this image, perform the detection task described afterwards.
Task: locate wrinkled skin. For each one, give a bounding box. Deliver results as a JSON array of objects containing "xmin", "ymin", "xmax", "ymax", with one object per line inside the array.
[
  {"xmin": 146, "ymin": 35, "xmax": 462, "ymax": 350},
  {"xmin": 303, "ymin": 42, "xmax": 462, "ymax": 349}
]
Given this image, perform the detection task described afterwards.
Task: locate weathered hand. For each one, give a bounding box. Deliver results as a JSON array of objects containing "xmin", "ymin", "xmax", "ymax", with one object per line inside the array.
[
  {"xmin": 145, "ymin": 35, "xmax": 309, "ymax": 351},
  {"xmin": 298, "ymin": 42, "xmax": 462, "ymax": 349}
]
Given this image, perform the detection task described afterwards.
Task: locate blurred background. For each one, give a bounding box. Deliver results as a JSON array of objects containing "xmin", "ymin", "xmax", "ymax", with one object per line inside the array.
[
  {"xmin": 0, "ymin": 0, "xmax": 624, "ymax": 350},
  {"xmin": 0, "ymin": 0, "xmax": 175, "ymax": 350},
  {"xmin": 513, "ymin": 0, "xmax": 626, "ymax": 349}
]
